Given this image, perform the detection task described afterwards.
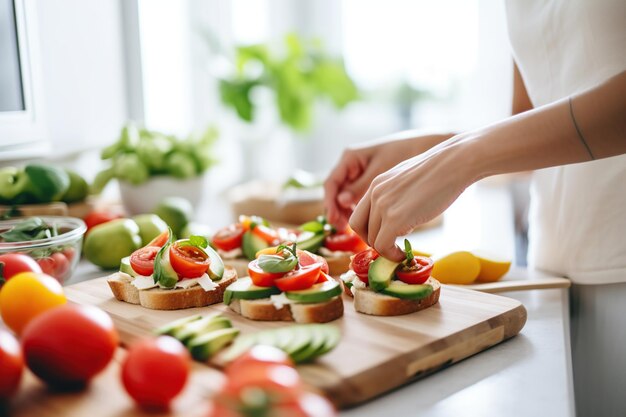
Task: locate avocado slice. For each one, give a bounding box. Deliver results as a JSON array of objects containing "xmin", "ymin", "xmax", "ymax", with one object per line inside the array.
[
  {"xmin": 368, "ymin": 257, "xmax": 401, "ymax": 292},
  {"xmin": 223, "ymin": 277, "xmax": 281, "ymax": 305},
  {"xmin": 153, "ymin": 243, "xmax": 179, "ymax": 288},
  {"xmin": 315, "ymin": 325, "xmax": 341, "ymax": 356},
  {"xmin": 203, "ymin": 245, "xmax": 225, "ymax": 280},
  {"xmin": 188, "ymin": 327, "xmax": 240, "ymax": 361},
  {"xmin": 218, "ymin": 334, "xmax": 257, "ymax": 364},
  {"xmin": 291, "ymin": 325, "xmax": 326, "ymax": 363},
  {"xmin": 119, "ymin": 256, "xmax": 137, "ymax": 277},
  {"xmin": 154, "ymin": 314, "xmax": 202, "ymax": 336},
  {"xmin": 296, "ymin": 232, "xmax": 325, "ymax": 253},
  {"xmin": 174, "ymin": 315, "xmax": 232, "ymax": 345},
  {"xmin": 242, "ymin": 230, "xmax": 268, "ymax": 260},
  {"xmin": 381, "ymin": 281, "xmax": 434, "ymax": 300},
  {"xmin": 285, "ymin": 280, "xmax": 342, "ymax": 303},
  {"xmin": 278, "ymin": 326, "xmax": 312, "ymax": 359}
]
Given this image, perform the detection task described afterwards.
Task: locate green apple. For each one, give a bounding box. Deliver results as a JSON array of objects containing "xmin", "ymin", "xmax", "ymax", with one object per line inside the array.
[
  {"xmin": 152, "ymin": 197, "xmax": 193, "ymax": 237},
  {"xmin": 84, "ymin": 219, "xmax": 142, "ymax": 269},
  {"xmin": 132, "ymin": 214, "xmax": 168, "ymax": 246}
]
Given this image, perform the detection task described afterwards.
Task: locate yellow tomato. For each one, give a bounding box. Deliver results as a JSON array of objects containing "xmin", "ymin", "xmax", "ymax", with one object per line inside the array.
[
  {"xmin": 0, "ymin": 272, "xmax": 66, "ymax": 335},
  {"xmin": 255, "ymin": 246, "xmax": 281, "ymax": 258},
  {"xmin": 431, "ymin": 251, "xmax": 481, "ymax": 285}
]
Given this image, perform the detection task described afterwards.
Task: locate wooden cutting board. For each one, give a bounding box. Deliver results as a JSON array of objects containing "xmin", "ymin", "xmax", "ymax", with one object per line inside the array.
[{"xmin": 65, "ymin": 277, "xmax": 527, "ymax": 408}]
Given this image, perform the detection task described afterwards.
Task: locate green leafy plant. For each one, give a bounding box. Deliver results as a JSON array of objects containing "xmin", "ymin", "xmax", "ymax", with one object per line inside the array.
[
  {"xmin": 93, "ymin": 124, "xmax": 219, "ymax": 193},
  {"xmin": 218, "ymin": 33, "xmax": 359, "ymax": 132}
]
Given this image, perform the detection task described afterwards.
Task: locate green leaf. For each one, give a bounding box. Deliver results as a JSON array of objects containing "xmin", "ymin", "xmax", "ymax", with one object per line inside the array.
[
  {"xmin": 257, "ymin": 254, "xmax": 297, "ymax": 273},
  {"xmin": 219, "ymin": 79, "xmax": 258, "ymax": 122},
  {"xmin": 189, "ymin": 235, "xmax": 208, "ymax": 249},
  {"xmin": 404, "ymin": 239, "xmax": 414, "ymax": 263},
  {"xmin": 0, "ymin": 217, "xmax": 55, "ymax": 242}
]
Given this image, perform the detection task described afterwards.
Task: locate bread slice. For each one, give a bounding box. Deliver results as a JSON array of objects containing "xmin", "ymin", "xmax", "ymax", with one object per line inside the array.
[
  {"xmin": 107, "ymin": 267, "xmax": 238, "ymax": 310},
  {"xmin": 353, "ymin": 277, "xmax": 441, "ymax": 316},
  {"xmin": 228, "ymin": 295, "xmax": 343, "ymax": 323}
]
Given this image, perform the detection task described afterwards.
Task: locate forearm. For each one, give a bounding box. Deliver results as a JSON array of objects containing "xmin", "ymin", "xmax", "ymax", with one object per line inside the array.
[{"xmin": 460, "ymin": 70, "xmax": 626, "ymax": 180}]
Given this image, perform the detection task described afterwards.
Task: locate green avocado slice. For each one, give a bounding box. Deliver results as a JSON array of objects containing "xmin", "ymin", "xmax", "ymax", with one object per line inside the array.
[
  {"xmin": 242, "ymin": 230, "xmax": 269, "ymax": 260},
  {"xmin": 285, "ymin": 280, "xmax": 341, "ymax": 303},
  {"xmin": 381, "ymin": 281, "xmax": 433, "ymax": 300},
  {"xmin": 119, "ymin": 256, "xmax": 137, "ymax": 277},
  {"xmin": 368, "ymin": 257, "xmax": 400, "ymax": 292}
]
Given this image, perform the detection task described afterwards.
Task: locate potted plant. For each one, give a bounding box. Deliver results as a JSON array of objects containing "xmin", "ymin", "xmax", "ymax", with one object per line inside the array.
[{"xmin": 93, "ymin": 124, "xmax": 218, "ymax": 215}]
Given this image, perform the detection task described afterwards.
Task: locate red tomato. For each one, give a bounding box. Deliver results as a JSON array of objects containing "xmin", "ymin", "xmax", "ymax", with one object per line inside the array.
[
  {"xmin": 0, "ymin": 253, "xmax": 42, "ymax": 282},
  {"xmin": 298, "ymin": 250, "xmax": 329, "ymax": 275},
  {"xmin": 288, "ymin": 392, "xmax": 337, "ymax": 417},
  {"xmin": 350, "ymin": 249, "xmax": 379, "ymax": 283},
  {"xmin": 252, "ymin": 225, "xmax": 279, "ymax": 245},
  {"xmin": 51, "ymin": 252, "xmax": 70, "ymax": 279},
  {"xmin": 61, "ymin": 247, "xmax": 76, "ymax": 262},
  {"xmin": 130, "ymin": 246, "xmax": 160, "ymax": 276},
  {"xmin": 147, "ymin": 230, "xmax": 169, "ymax": 248},
  {"xmin": 36, "ymin": 257, "xmax": 56, "ymax": 277},
  {"xmin": 395, "ymin": 256, "xmax": 434, "ymax": 285},
  {"xmin": 0, "ymin": 330, "xmax": 23, "ymax": 399},
  {"xmin": 122, "ymin": 336, "xmax": 190, "ymax": 409},
  {"xmin": 224, "ymin": 363, "xmax": 302, "ymax": 398},
  {"xmin": 212, "ymin": 224, "xmax": 245, "ymax": 251},
  {"xmin": 84, "ymin": 211, "xmax": 122, "ymax": 232},
  {"xmin": 324, "ymin": 231, "xmax": 368, "ymax": 253},
  {"xmin": 21, "ymin": 304, "xmax": 118, "ymax": 387},
  {"xmin": 226, "ymin": 345, "xmax": 294, "ymax": 378},
  {"xmin": 248, "ymin": 259, "xmax": 285, "ymax": 287},
  {"xmin": 274, "ymin": 263, "xmax": 322, "ymax": 292},
  {"xmin": 169, "ymin": 243, "xmax": 209, "ymax": 278}
]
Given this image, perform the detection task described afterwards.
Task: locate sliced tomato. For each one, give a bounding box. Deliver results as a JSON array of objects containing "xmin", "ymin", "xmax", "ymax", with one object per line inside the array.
[
  {"xmin": 252, "ymin": 224, "xmax": 279, "ymax": 245},
  {"xmin": 130, "ymin": 246, "xmax": 160, "ymax": 276},
  {"xmin": 350, "ymin": 249, "xmax": 379, "ymax": 283},
  {"xmin": 395, "ymin": 256, "xmax": 433, "ymax": 284},
  {"xmin": 298, "ymin": 250, "xmax": 329, "ymax": 275},
  {"xmin": 248, "ymin": 259, "xmax": 285, "ymax": 287},
  {"xmin": 325, "ymin": 231, "xmax": 368, "ymax": 253},
  {"xmin": 169, "ymin": 244, "xmax": 209, "ymax": 278},
  {"xmin": 226, "ymin": 345, "xmax": 293, "ymax": 378},
  {"xmin": 212, "ymin": 224, "xmax": 245, "ymax": 252},
  {"xmin": 274, "ymin": 263, "xmax": 322, "ymax": 292},
  {"xmin": 147, "ymin": 230, "xmax": 170, "ymax": 248}
]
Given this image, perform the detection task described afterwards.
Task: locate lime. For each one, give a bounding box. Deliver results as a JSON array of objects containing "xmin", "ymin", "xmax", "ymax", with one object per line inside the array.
[
  {"xmin": 84, "ymin": 219, "xmax": 142, "ymax": 269},
  {"xmin": 152, "ymin": 197, "xmax": 193, "ymax": 237},
  {"xmin": 132, "ymin": 214, "xmax": 168, "ymax": 246}
]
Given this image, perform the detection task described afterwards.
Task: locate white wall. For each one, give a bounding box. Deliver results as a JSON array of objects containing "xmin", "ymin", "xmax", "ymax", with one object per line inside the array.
[{"xmin": 36, "ymin": 0, "xmax": 128, "ymax": 157}]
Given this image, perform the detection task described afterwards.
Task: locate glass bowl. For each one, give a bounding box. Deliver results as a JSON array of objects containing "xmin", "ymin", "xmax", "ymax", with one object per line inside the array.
[{"xmin": 0, "ymin": 216, "xmax": 87, "ymax": 284}]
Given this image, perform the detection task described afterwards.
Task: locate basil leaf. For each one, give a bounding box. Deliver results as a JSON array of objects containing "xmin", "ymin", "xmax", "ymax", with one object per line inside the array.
[
  {"xmin": 257, "ymin": 254, "xmax": 297, "ymax": 273},
  {"xmin": 0, "ymin": 217, "xmax": 55, "ymax": 242},
  {"xmin": 189, "ymin": 235, "xmax": 208, "ymax": 249},
  {"xmin": 404, "ymin": 239, "xmax": 414, "ymax": 263}
]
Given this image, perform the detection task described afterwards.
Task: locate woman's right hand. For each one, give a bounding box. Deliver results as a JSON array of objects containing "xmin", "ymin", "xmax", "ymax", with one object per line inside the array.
[{"xmin": 324, "ymin": 132, "xmax": 453, "ymax": 229}]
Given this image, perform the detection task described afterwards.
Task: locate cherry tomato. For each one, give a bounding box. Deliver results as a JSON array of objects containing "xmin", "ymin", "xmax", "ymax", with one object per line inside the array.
[
  {"xmin": 51, "ymin": 252, "xmax": 70, "ymax": 279},
  {"xmin": 224, "ymin": 363, "xmax": 302, "ymax": 398},
  {"xmin": 21, "ymin": 304, "xmax": 118, "ymax": 387},
  {"xmin": 0, "ymin": 253, "xmax": 42, "ymax": 283},
  {"xmin": 36, "ymin": 257, "xmax": 56, "ymax": 277},
  {"xmin": 0, "ymin": 272, "xmax": 66, "ymax": 335},
  {"xmin": 287, "ymin": 392, "xmax": 337, "ymax": 417},
  {"xmin": 212, "ymin": 224, "xmax": 245, "ymax": 251},
  {"xmin": 122, "ymin": 336, "xmax": 190, "ymax": 410},
  {"xmin": 325, "ymin": 231, "xmax": 368, "ymax": 253},
  {"xmin": 252, "ymin": 224, "xmax": 279, "ymax": 245},
  {"xmin": 84, "ymin": 211, "xmax": 122, "ymax": 232},
  {"xmin": 61, "ymin": 247, "xmax": 76, "ymax": 262},
  {"xmin": 130, "ymin": 246, "xmax": 160, "ymax": 276},
  {"xmin": 395, "ymin": 256, "xmax": 434, "ymax": 285},
  {"xmin": 147, "ymin": 230, "xmax": 169, "ymax": 248},
  {"xmin": 226, "ymin": 345, "xmax": 294, "ymax": 378},
  {"xmin": 274, "ymin": 263, "xmax": 322, "ymax": 292},
  {"xmin": 350, "ymin": 249, "xmax": 379, "ymax": 283},
  {"xmin": 169, "ymin": 243, "xmax": 209, "ymax": 278},
  {"xmin": 298, "ymin": 250, "xmax": 329, "ymax": 275},
  {"xmin": 248, "ymin": 259, "xmax": 286, "ymax": 287},
  {"xmin": 0, "ymin": 330, "xmax": 23, "ymax": 399}
]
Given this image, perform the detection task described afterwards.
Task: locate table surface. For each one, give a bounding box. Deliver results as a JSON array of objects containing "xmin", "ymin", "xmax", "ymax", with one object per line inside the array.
[{"xmin": 59, "ymin": 181, "xmax": 576, "ymax": 417}]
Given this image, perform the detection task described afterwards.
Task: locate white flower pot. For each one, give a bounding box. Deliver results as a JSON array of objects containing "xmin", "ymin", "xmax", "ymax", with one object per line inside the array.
[{"xmin": 119, "ymin": 175, "xmax": 206, "ymax": 215}]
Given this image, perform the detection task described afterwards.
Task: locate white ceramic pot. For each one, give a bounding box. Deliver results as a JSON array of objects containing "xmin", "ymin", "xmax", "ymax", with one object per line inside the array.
[{"xmin": 119, "ymin": 175, "xmax": 206, "ymax": 215}]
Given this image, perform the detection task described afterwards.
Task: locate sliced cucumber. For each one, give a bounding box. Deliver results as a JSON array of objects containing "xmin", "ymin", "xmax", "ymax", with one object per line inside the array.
[
  {"xmin": 173, "ymin": 316, "xmax": 232, "ymax": 345},
  {"xmin": 154, "ymin": 314, "xmax": 202, "ymax": 336},
  {"xmin": 296, "ymin": 232, "xmax": 325, "ymax": 253},
  {"xmin": 223, "ymin": 277, "xmax": 281, "ymax": 305},
  {"xmin": 285, "ymin": 280, "xmax": 342, "ymax": 304},
  {"xmin": 381, "ymin": 281, "xmax": 433, "ymax": 300},
  {"xmin": 119, "ymin": 256, "xmax": 137, "ymax": 277},
  {"xmin": 188, "ymin": 327, "xmax": 240, "ymax": 361}
]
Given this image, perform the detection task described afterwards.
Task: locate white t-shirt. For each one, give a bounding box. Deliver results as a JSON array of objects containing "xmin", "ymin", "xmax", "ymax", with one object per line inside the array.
[{"xmin": 505, "ymin": 0, "xmax": 626, "ymax": 284}]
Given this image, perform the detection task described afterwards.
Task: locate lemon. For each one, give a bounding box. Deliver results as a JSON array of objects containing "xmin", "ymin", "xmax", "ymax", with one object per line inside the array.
[
  {"xmin": 431, "ymin": 251, "xmax": 481, "ymax": 285},
  {"xmin": 412, "ymin": 249, "xmax": 433, "ymax": 257},
  {"xmin": 473, "ymin": 251, "xmax": 511, "ymax": 282}
]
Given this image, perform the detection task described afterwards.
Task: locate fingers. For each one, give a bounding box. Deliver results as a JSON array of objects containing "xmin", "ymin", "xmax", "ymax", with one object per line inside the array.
[
  {"xmin": 348, "ymin": 187, "xmax": 372, "ymax": 243},
  {"xmin": 373, "ymin": 224, "xmax": 405, "ymax": 261},
  {"xmin": 324, "ymin": 161, "xmax": 350, "ymax": 225},
  {"xmin": 324, "ymin": 150, "xmax": 366, "ymax": 226}
]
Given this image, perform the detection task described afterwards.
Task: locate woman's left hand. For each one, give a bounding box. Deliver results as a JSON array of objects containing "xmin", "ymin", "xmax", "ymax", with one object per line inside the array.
[{"xmin": 349, "ymin": 135, "xmax": 479, "ymax": 261}]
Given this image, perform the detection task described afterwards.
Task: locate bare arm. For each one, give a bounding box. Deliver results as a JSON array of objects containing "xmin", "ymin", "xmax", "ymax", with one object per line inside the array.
[{"xmin": 350, "ymin": 70, "xmax": 626, "ymax": 260}]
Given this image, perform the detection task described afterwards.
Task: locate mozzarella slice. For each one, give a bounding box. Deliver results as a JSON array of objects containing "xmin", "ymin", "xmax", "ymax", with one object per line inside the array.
[{"xmin": 132, "ymin": 275, "xmax": 158, "ymax": 290}]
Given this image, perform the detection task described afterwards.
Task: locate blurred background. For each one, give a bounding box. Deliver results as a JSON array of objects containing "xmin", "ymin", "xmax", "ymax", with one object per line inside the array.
[{"xmin": 0, "ymin": 0, "xmax": 527, "ymax": 266}]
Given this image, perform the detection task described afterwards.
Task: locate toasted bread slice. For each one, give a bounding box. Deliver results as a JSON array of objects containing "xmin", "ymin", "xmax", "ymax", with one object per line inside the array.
[
  {"xmin": 228, "ymin": 295, "xmax": 343, "ymax": 323},
  {"xmin": 325, "ymin": 255, "xmax": 351, "ymax": 277},
  {"xmin": 353, "ymin": 277, "xmax": 441, "ymax": 316},
  {"xmin": 107, "ymin": 267, "xmax": 238, "ymax": 310}
]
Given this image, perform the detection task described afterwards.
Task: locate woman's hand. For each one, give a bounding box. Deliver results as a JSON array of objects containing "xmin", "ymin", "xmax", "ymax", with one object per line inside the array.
[
  {"xmin": 324, "ymin": 133, "xmax": 453, "ymax": 230},
  {"xmin": 349, "ymin": 136, "xmax": 478, "ymax": 261}
]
